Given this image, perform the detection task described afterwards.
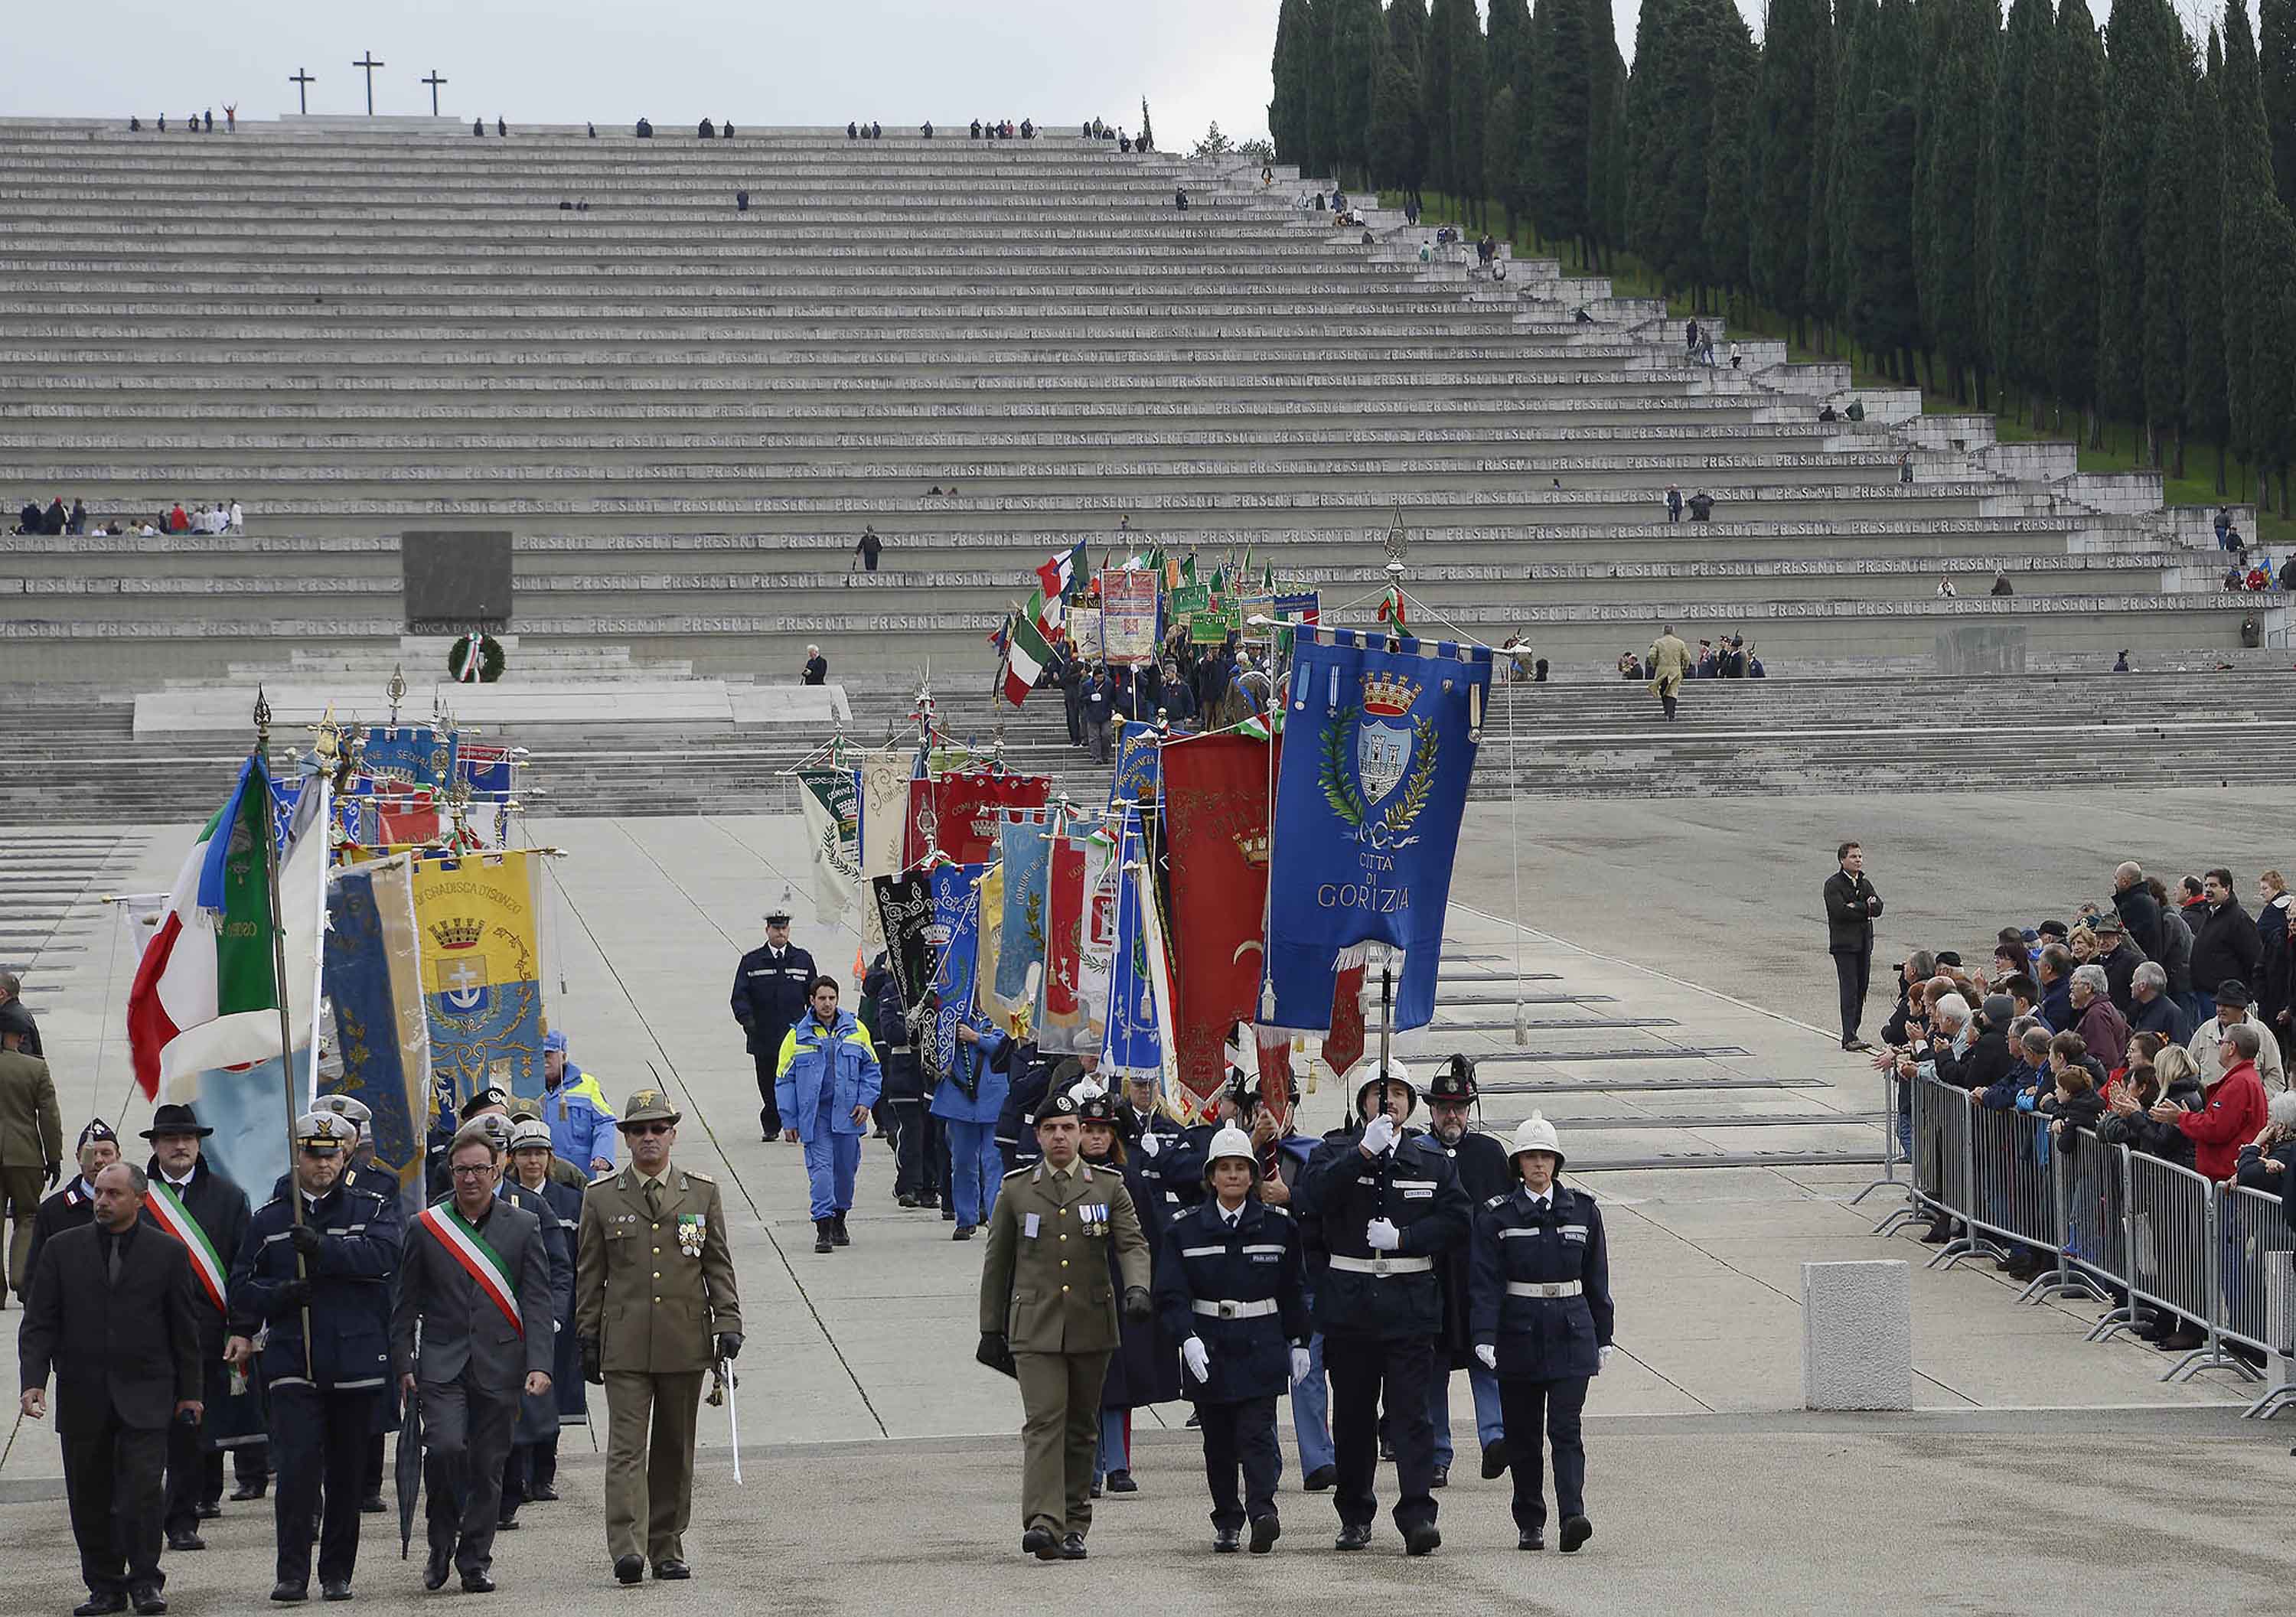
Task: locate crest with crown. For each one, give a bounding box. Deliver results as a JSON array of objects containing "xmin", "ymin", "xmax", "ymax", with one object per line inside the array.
[
  {"xmin": 429, "ymin": 915, "xmax": 484, "ymax": 952},
  {"xmin": 1361, "ymin": 670, "xmax": 1421, "ymax": 718}
]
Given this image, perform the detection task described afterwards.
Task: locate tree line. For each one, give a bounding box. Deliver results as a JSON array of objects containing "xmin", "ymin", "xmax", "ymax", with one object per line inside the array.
[{"xmin": 1268, "ymin": 0, "xmax": 2296, "ymax": 507}]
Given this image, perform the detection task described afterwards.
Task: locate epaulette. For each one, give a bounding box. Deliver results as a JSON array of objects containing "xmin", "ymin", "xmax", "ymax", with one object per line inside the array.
[
  {"xmin": 1001, "ymin": 1163, "xmax": 1032, "ymax": 1180},
  {"xmin": 682, "ymin": 1171, "xmax": 716, "ymax": 1186},
  {"xmin": 1485, "ymin": 1193, "xmax": 1512, "ymax": 1209},
  {"xmin": 1261, "ymin": 1203, "xmax": 1291, "ymax": 1218}
]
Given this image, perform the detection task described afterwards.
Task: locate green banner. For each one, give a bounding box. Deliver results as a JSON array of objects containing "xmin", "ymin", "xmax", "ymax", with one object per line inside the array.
[{"xmin": 1171, "ymin": 582, "xmax": 1211, "ymax": 617}]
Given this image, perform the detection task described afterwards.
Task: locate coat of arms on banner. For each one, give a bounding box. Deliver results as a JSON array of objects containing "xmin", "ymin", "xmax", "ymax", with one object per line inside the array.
[{"xmin": 1321, "ymin": 671, "xmax": 1436, "ymax": 845}]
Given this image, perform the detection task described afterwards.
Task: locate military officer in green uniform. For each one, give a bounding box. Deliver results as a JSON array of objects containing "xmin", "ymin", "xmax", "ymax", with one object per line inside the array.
[
  {"xmin": 573, "ymin": 1090, "xmax": 743, "ymax": 1587},
  {"xmin": 977, "ymin": 1089, "xmax": 1151, "ymax": 1561}
]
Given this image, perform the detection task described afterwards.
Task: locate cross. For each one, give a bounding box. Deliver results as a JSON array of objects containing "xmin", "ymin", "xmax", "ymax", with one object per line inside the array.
[
  {"xmin": 353, "ymin": 51, "xmax": 385, "ymax": 116},
  {"xmin": 422, "ymin": 70, "xmax": 448, "ymax": 117},
  {"xmin": 444, "ymin": 960, "xmax": 482, "ymax": 1004},
  {"xmin": 289, "ymin": 68, "xmax": 315, "ymax": 116}
]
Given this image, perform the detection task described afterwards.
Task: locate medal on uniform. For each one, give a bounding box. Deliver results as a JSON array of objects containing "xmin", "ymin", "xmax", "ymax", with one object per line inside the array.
[{"xmin": 677, "ymin": 1212, "xmax": 706, "ymax": 1257}]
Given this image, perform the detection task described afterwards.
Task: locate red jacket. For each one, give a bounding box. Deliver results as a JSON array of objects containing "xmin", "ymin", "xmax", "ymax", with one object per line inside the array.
[{"xmin": 2177, "ymin": 1059, "xmax": 2267, "ymax": 1180}]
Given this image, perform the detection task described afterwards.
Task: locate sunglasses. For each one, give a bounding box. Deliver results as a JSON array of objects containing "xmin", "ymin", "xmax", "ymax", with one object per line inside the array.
[{"xmin": 626, "ymin": 1123, "xmax": 672, "ymax": 1137}]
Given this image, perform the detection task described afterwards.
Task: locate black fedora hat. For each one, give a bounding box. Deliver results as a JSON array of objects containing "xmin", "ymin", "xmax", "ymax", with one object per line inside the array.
[{"xmin": 140, "ymin": 1102, "xmax": 213, "ymax": 1139}]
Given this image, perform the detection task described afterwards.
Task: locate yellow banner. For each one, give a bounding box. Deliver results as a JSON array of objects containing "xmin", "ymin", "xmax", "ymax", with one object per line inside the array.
[{"xmin": 411, "ymin": 850, "xmax": 546, "ymax": 1102}]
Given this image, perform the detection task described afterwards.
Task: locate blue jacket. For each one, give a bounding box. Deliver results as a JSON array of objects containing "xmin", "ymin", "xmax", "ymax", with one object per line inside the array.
[
  {"xmin": 1152, "ymin": 1197, "xmax": 1309, "ymax": 1403},
  {"xmin": 775, "ymin": 1007, "xmax": 883, "ymax": 1139},
  {"xmin": 2130, "ymin": 993, "xmax": 2192, "ymax": 1046},
  {"xmin": 1469, "ymin": 1184, "xmax": 1613, "ymax": 1380},
  {"xmin": 1982, "ymin": 1058, "xmax": 2048, "ymax": 1111},
  {"xmin": 2040, "ymin": 977, "xmax": 2073, "ymax": 1033},
  {"xmin": 928, "ymin": 1023, "xmax": 1009, "ymax": 1124},
  {"xmin": 542, "ymin": 1062, "xmax": 617, "ymax": 1170},
  {"xmin": 228, "ymin": 1179, "xmax": 402, "ymax": 1392}
]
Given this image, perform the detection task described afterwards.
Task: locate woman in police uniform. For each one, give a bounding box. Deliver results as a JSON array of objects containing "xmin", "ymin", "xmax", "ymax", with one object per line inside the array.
[
  {"xmin": 1150, "ymin": 1125, "xmax": 1311, "ymax": 1553},
  {"xmin": 1468, "ymin": 1113, "xmax": 1613, "ymax": 1554}
]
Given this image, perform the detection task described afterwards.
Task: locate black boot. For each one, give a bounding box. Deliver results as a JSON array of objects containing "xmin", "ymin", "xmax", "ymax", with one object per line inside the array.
[
  {"xmin": 814, "ymin": 1220, "xmax": 834, "ymax": 1254},
  {"xmin": 830, "ymin": 1214, "xmax": 851, "ymax": 1247}
]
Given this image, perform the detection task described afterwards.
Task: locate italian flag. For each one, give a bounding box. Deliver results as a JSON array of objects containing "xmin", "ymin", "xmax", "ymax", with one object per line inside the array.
[
  {"xmin": 419, "ymin": 1202, "xmax": 523, "ymax": 1334},
  {"xmin": 145, "ymin": 1181, "xmax": 230, "ymax": 1312},
  {"xmin": 1003, "ymin": 611, "xmax": 1054, "ymax": 707},
  {"xmin": 1035, "ymin": 541, "xmax": 1087, "ymax": 608},
  {"xmin": 126, "ymin": 755, "xmax": 326, "ymax": 1100},
  {"xmin": 1377, "ymin": 583, "xmax": 1409, "ymax": 631}
]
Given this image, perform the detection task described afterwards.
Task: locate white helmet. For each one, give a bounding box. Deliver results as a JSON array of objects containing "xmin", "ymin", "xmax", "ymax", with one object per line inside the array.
[
  {"xmin": 507, "ymin": 1119, "xmax": 554, "ymax": 1154},
  {"xmin": 1347, "ymin": 1058, "xmax": 1416, "ymax": 1116},
  {"xmin": 1508, "ymin": 1111, "xmax": 1565, "ymax": 1169},
  {"xmin": 1204, "ymin": 1125, "xmax": 1256, "ymax": 1169}
]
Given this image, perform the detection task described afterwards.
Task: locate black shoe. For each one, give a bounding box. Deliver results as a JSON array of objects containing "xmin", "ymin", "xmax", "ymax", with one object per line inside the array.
[
  {"xmin": 815, "ymin": 1221, "xmax": 834, "ymax": 1254},
  {"xmin": 73, "ymin": 1599, "xmax": 127, "ymax": 1617},
  {"xmin": 320, "ymin": 1580, "xmax": 352, "ymax": 1602},
  {"xmin": 1185, "ymin": 1413, "xmax": 1199, "ymax": 1429},
  {"xmin": 166, "ymin": 1531, "xmax": 205, "ymax": 1552},
  {"xmin": 952, "ymin": 1224, "xmax": 975, "ymax": 1241},
  {"xmin": 1022, "ymin": 1527, "xmax": 1061, "ymax": 1561},
  {"xmin": 1213, "ymin": 1527, "xmax": 1241, "ymax": 1553},
  {"xmin": 1379, "ymin": 1439, "xmax": 1395, "ymax": 1462},
  {"xmin": 614, "ymin": 1555, "xmax": 645, "ymax": 1586},
  {"xmin": 897, "ymin": 1193, "xmax": 919, "ymax": 1208},
  {"xmin": 1303, "ymin": 1465, "xmax": 1337, "ymax": 1492},
  {"xmin": 1430, "ymin": 1465, "xmax": 1449, "ymax": 1489},
  {"xmin": 1334, "ymin": 1524, "xmax": 1372, "ymax": 1552},
  {"xmin": 1918, "ymin": 1218, "xmax": 1953, "ymax": 1245},
  {"xmin": 459, "ymin": 1573, "xmax": 495, "ymax": 1595},
  {"xmin": 941, "ymin": 1203, "xmax": 957, "ymax": 1221},
  {"xmin": 1404, "ymin": 1522, "xmax": 1440, "ymax": 1557},
  {"xmin": 918, "ymin": 1192, "xmax": 939, "ymax": 1208},
  {"xmin": 357, "ymin": 1494, "xmax": 385, "ymax": 1514},
  {"xmin": 495, "ymin": 1514, "xmax": 520, "ymax": 1531},
  {"xmin": 652, "ymin": 1561, "xmax": 690, "ymax": 1581},
  {"xmin": 194, "ymin": 1501, "xmax": 223, "ymax": 1521},
  {"xmin": 1843, "ymin": 1038, "xmax": 1874, "ymax": 1053},
  {"xmin": 1481, "ymin": 1440, "xmax": 1509, "ymax": 1480},
  {"xmin": 2157, "ymin": 1326, "xmax": 2205, "ymax": 1352},
  {"xmin": 1058, "ymin": 1533, "xmax": 1088, "ymax": 1560},
  {"xmin": 830, "ymin": 1216, "xmax": 851, "ymax": 1247},
  {"xmin": 231, "ymin": 1479, "xmax": 269, "ymax": 1501},
  {"xmin": 1249, "ymin": 1515, "xmax": 1280, "ymax": 1553},
  {"xmin": 266, "ymin": 1586, "xmax": 305, "ymax": 1606},
  {"xmin": 423, "ymin": 1550, "xmax": 452, "ymax": 1592},
  {"xmin": 1105, "ymin": 1469, "xmax": 1137, "ymax": 1494},
  {"xmin": 1519, "ymin": 1531, "xmax": 1544, "ymax": 1550},
  {"xmin": 1559, "ymin": 1514, "xmax": 1593, "ymax": 1553},
  {"xmin": 130, "ymin": 1594, "xmax": 167, "ymax": 1617},
  {"xmin": 528, "ymin": 1484, "xmax": 559, "ymax": 1502},
  {"xmin": 1089, "ymin": 1481, "xmax": 1102, "ymax": 1499}
]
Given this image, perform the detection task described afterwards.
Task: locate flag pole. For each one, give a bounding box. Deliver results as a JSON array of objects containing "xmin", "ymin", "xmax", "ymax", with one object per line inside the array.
[{"xmin": 255, "ymin": 690, "xmax": 317, "ymax": 1380}]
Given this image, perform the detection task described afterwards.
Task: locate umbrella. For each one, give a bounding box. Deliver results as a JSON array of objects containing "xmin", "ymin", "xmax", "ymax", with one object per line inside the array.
[{"xmin": 395, "ymin": 1394, "xmax": 425, "ymax": 1559}]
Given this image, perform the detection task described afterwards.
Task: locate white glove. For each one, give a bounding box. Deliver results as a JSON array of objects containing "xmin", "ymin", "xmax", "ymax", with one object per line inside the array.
[
  {"xmin": 1137, "ymin": 1130, "xmax": 1161, "ymax": 1159},
  {"xmin": 1599, "ymin": 1345, "xmax": 1616, "ymax": 1371},
  {"xmin": 1290, "ymin": 1347, "xmax": 1313, "ymax": 1387},
  {"xmin": 1360, "ymin": 1114, "xmax": 1397, "ymax": 1156},
  {"xmin": 1182, "ymin": 1337, "xmax": 1211, "ymax": 1382},
  {"xmin": 1365, "ymin": 1217, "xmax": 1401, "ymax": 1252},
  {"xmin": 1475, "ymin": 1343, "xmax": 1498, "ymax": 1371}
]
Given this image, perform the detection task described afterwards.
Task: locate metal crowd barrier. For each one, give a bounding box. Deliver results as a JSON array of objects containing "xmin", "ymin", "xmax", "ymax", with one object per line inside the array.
[{"xmin": 1890, "ymin": 1074, "xmax": 2283, "ymax": 1400}]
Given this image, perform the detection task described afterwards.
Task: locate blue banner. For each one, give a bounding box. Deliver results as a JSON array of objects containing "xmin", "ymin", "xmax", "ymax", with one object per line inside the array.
[
  {"xmin": 322, "ymin": 864, "xmax": 430, "ymax": 1209},
  {"xmin": 362, "ymin": 725, "xmax": 458, "ymax": 790},
  {"xmin": 1101, "ymin": 810, "xmax": 1164, "ymax": 1080},
  {"xmin": 1265, "ymin": 629, "xmax": 1490, "ymax": 1033},
  {"xmin": 189, "ymin": 1048, "xmax": 313, "ymax": 1208},
  {"xmin": 928, "ymin": 862, "xmax": 985, "ymax": 1081},
  {"xmin": 995, "ymin": 811, "xmax": 1051, "ymax": 1003},
  {"xmin": 1107, "ymin": 722, "xmax": 1162, "ymax": 811}
]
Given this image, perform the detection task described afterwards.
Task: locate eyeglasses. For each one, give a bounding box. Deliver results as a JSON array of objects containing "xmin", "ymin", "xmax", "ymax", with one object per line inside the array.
[
  {"xmin": 626, "ymin": 1123, "xmax": 671, "ymax": 1137},
  {"xmin": 448, "ymin": 1164, "xmax": 495, "ymax": 1179}
]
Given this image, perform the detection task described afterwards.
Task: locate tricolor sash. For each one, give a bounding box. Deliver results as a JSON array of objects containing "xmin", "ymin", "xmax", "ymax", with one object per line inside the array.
[
  {"xmin": 418, "ymin": 1203, "xmax": 523, "ymax": 1334},
  {"xmin": 145, "ymin": 1182, "xmax": 228, "ymax": 1313}
]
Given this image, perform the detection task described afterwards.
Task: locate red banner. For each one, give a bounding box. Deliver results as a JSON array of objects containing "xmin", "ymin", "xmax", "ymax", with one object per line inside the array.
[
  {"xmin": 904, "ymin": 770, "xmax": 1051, "ymax": 868},
  {"xmin": 1321, "ymin": 964, "xmax": 1367, "ymax": 1077},
  {"xmin": 1041, "ymin": 834, "xmax": 1088, "ymax": 1026},
  {"xmin": 1162, "ymin": 732, "xmax": 1277, "ymax": 1107}
]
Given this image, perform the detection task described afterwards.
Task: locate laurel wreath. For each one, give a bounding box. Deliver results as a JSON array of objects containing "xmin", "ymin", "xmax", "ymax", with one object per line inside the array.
[
  {"xmin": 446, "ymin": 633, "xmax": 505, "ymax": 683},
  {"xmin": 1319, "ymin": 706, "xmax": 1439, "ymax": 837}
]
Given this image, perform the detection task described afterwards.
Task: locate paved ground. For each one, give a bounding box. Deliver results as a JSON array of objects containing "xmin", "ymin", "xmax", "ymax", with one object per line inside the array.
[{"xmin": 5, "ymin": 792, "xmax": 2291, "ymax": 1607}]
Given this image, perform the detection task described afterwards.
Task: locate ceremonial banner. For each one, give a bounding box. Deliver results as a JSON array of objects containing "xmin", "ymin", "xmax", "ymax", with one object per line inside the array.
[
  {"xmin": 796, "ymin": 767, "xmax": 863, "ymax": 921},
  {"xmin": 1107, "ymin": 721, "xmax": 1162, "ymax": 810},
  {"xmin": 322, "ymin": 859, "xmax": 432, "ymax": 1207},
  {"xmin": 1075, "ymin": 829, "xmax": 1120, "ymax": 1058},
  {"xmin": 458, "ymin": 742, "xmax": 516, "ymax": 797},
  {"xmin": 1035, "ymin": 825, "xmax": 1102, "ymax": 1055},
  {"xmin": 1266, "ymin": 630, "xmax": 1491, "ymax": 1034},
  {"xmin": 181, "ymin": 1048, "xmax": 314, "ymax": 1218},
  {"xmin": 362, "ymin": 725, "xmax": 458, "ymax": 791},
  {"xmin": 931, "ymin": 770, "xmax": 1052, "ymax": 867},
  {"xmin": 858, "ymin": 750, "xmax": 912, "ymax": 948},
  {"xmin": 974, "ymin": 861, "xmax": 1029, "ymax": 1036},
  {"xmin": 928, "ymin": 863, "xmax": 986, "ymax": 1087},
  {"xmin": 871, "ymin": 871, "xmax": 937, "ymax": 1074},
  {"xmin": 1320, "ymin": 963, "xmax": 1368, "ymax": 1077},
  {"xmin": 1101, "ymin": 811, "xmax": 1164, "ymax": 1080},
  {"xmin": 994, "ymin": 810, "xmax": 1052, "ymax": 1005},
  {"xmin": 412, "ymin": 849, "xmax": 546, "ymax": 1104},
  {"xmin": 1100, "ymin": 569, "xmax": 1160, "ymax": 667},
  {"xmin": 1162, "ymin": 732, "xmax": 1277, "ymax": 1101},
  {"xmin": 1066, "ymin": 605, "xmax": 1103, "ymax": 661}
]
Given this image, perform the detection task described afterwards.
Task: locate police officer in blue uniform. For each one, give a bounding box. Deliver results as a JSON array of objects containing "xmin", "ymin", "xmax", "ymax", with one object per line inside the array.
[
  {"xmin": 1153, "ymin": 1125, "xmax": 1311, "ymax": 1553},
  {"xmin": 1469, "ymin": 1113, "xmax": 1614, "ymax": 1553},
  {"xmin": 731, "ymin": 910, "xmax": 816, "ymax": 1141},
  {"xmin": 1422, "ymin": 1055, "xmax": 1512, "ymax": 1485},
  {"xmin": 1295, "ymin": 1060, "xmax": 1469, "ymax": 1556},
  {"xmin": 225, "ymin": 1112, "xmax": 403, "ymax": 1602}
]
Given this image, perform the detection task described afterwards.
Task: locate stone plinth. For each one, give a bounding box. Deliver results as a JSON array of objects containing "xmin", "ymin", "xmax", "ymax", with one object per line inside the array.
[{"xmin": 1801, "ymin": 1260, "xmax": 1913, "ymax": 1412}]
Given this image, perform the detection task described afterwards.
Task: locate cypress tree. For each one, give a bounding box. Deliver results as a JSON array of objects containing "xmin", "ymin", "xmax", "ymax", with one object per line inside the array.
[
  {"xmin": 1912, "ymin": 0, "xmax": 1995, "ymax": 403},
  {"xmin": 2264, "ymin": 0, "xmax": 2296, "ymax": 212},
  {"xmin": 1270, "ymin": 0, "xmax": 1314, "ymax": 164},
  {"xmin": 1485, "ymin": 84, "xmax": 1524, "ymax": 227},
  {"xmin": 2039, "ymin": 0, "xmax": 2105, "ymax": 434},
  {"xmin": 1843, "ymin": 0, "xmax": 1921, "ymax": 380},
  {"xmin": 1303, "ymin": 0, "xmax": 1339, "ymax": 176},
  {"xmin": 1626, "ymin": 0, "xmax": 1681, "ymax": 275},
  {"xmin": 1487, "ymin": 0, "xmax": 1537, "ymax": 230},
  {"xmin": 1986, "ymin": 0, "xmax": 2051, "ymax": 416},
  {"xmin": 1326, "ymin": 0, "xmax": 1383, "ymax": 186},
  {"xmin": 1531, "ymin": 0, "xmax": 1593, "ymax": 254},
  {"xmin": 1425, "ymin": 0, "xmax": 1488, "ymax": 220},
  {"xmin": 1701, "ymin": 10, "xmax": 1760, "ymax": 302},
  {"xmin": 1139, "ymin": 99, "xmax": 1156, "ymax": 152},
  {"xmin": 1820, "ymin": 0, "xmax": 1868, "ymax": 331},
  {"xmin": 2185, "ymin": 29, "xmax": 2232, "ymax": 493},
  {"xmin": 2141, "ymin": 34, "xmax": 2193, "ymax": 474},
  {"xmin": 1589, "ymin": 6, "xmax": 1632, "ymax": 267},
  {"xmin": 1750, "ymin": 0, "xmax": 1827, "ymax": 344},
  {"xmin": 1388, "ymin": 0, "xmax": 1430, "ymax": 64},
  {"xmin": 2223, "ymin": 0, "xmax": 2296, "ymax": 510},
  {"xmin": 2095, "ymin": 0, "xmax": 2176, "ymax": 452},
  {"xmin": 1803, "ymin": 0, "xmax": 1840, "ymax": 337}
]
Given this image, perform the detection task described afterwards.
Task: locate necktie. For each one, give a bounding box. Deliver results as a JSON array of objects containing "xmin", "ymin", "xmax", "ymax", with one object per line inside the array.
[
  {"xmin": 644, "ymin": 1180, "xmax": 663, "ymax": 1220},
  {"xmin": 106, "ymin": 1235, "xmax": 122, "ymax": 1286}
]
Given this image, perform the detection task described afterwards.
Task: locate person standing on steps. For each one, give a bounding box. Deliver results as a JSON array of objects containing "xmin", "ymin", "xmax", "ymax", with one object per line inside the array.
[
  {"xmin": 574, "ymin": 1090, "xmax": 742, "ymax": 1587},
  {"xmin": 731, "ymin": 910, "xmax": 814, "ymax": 1141},
  {"xmin": 1469, "ymin": 1113, "xmax": 1613, "ymax": 1554},
  {"xmin": 1825, "ymin": 841, "xmax": 1886, "ymax": 1053},
  {"xmin": 802, "ymin": 645, "xmax": 829, "ymax": 686},
  {"xmin": 775, "ymin": 976, "xmax": 882, "ymax": 1254},
  {"xmin": 1645, "ymin": 626, "xmax": 1691, "ymax": 722}
]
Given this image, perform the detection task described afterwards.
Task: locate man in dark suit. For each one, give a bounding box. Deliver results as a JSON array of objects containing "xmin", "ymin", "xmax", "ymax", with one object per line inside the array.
[
  {"xmin": 18, "ymin": 1161, "xmax": 202, "ymax": 1616},
  {"xmin": 1824, "ymin": 840, "xmax": 1886, "ymax": 1052},
  {"xmin": 730, "ymin": 911, "xmax": 815, "ymax": 1141},
  {"xmin": 392, "ymin": 1123, "xmax": 555, "ymax": 1594}
]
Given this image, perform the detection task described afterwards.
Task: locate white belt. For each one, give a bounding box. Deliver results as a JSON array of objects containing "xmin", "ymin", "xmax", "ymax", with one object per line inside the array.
[
  {"xmin": 1505, "ymin": 1280, "xmax": 1582, "ymax": 1299},
  {"xmin": 1191, "ymin": 1299, "xmax": 1280, "ymax": 1319},
  {"xmin": 1328, "ymin": 1254, "xmax": 1433, "ymax": 1276}
]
